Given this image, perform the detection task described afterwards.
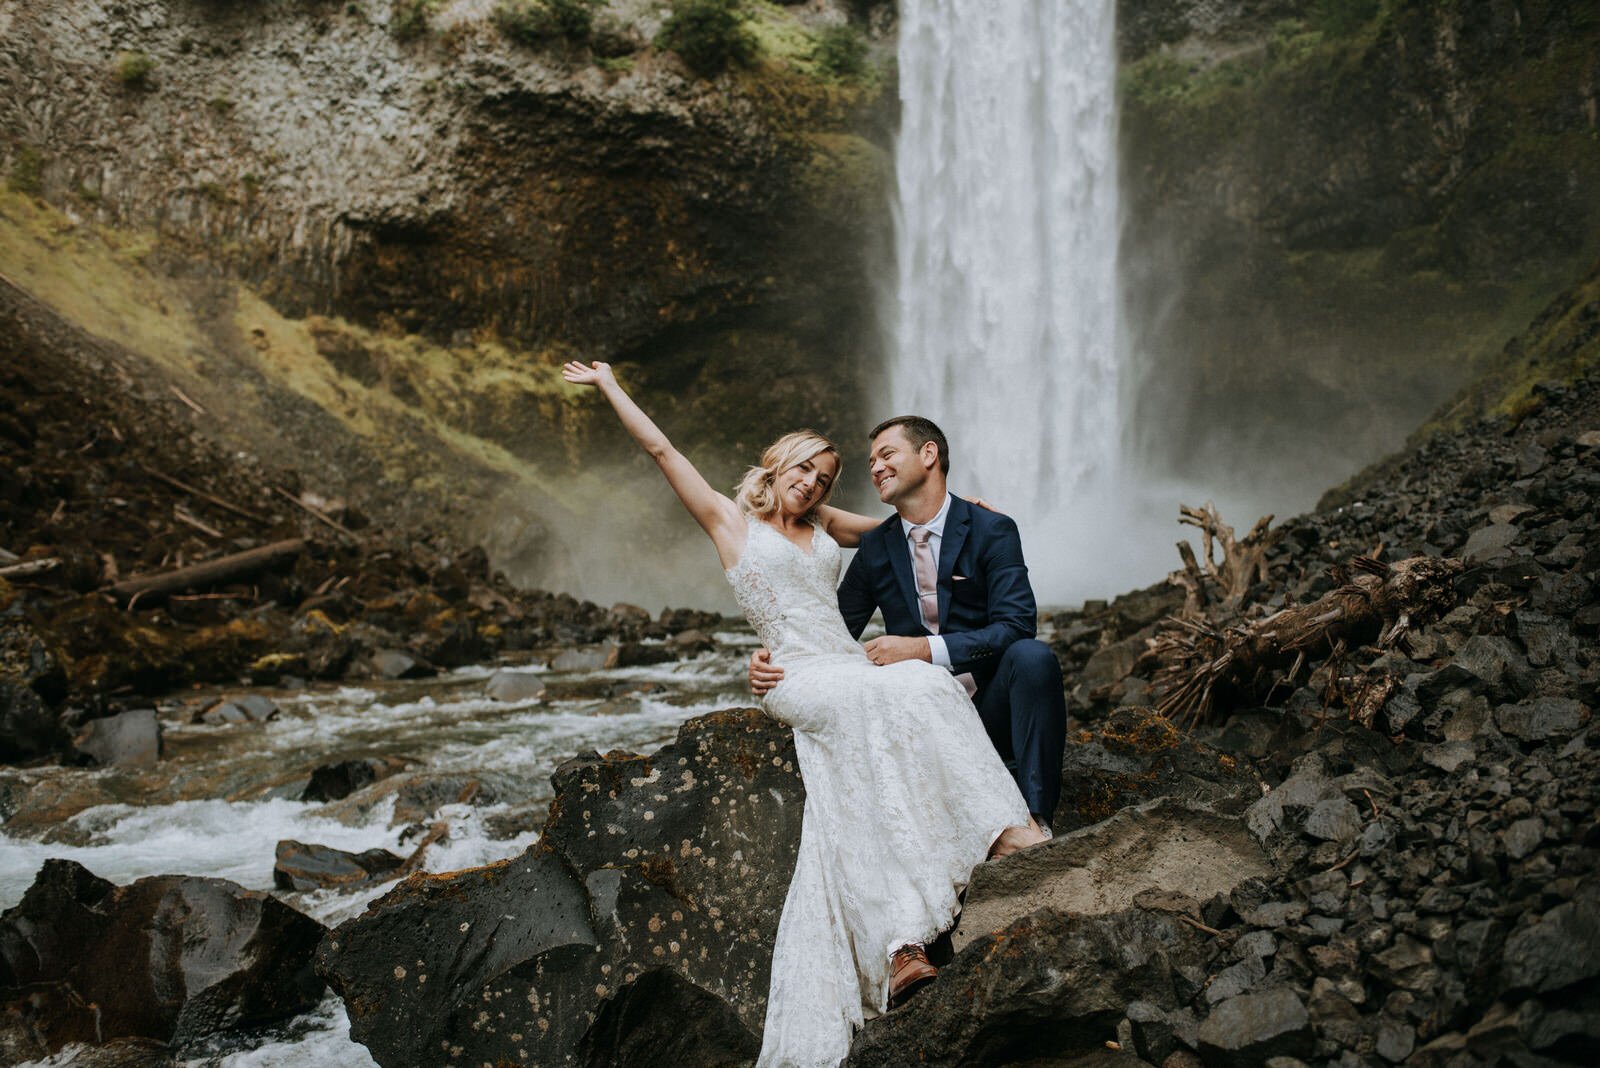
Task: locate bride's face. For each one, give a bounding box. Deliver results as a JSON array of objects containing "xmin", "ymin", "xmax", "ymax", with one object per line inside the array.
[{"xmin": 775, "ymin": 453, "xmax": 839, "ymax": 517}]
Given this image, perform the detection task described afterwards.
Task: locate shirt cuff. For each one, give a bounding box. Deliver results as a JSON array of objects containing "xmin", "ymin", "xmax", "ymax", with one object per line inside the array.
[{"xmin": 927, "ymin": 635, "xmax": 952, "ymax": 669}]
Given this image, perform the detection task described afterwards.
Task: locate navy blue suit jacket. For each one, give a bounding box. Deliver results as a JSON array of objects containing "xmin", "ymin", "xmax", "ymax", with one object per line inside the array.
[{"xmin": 836, "ymin": 495, "xmax": 1038, "ymax": 688}]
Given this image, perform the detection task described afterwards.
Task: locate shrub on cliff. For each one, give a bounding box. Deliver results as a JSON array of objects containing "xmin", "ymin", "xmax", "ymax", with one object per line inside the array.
[
  {"xmin": 1313, "ymin": 0, "xmax": 1381, "ymax": 37},
  {"xmin": 813, "ymin": 23, "xmax": 868, "ymax": 79},
  {"xmin": 7, "ymin": 147, "xmax": 43, "ymax": 196},
  {"xmin": 112, "ymin": 51, "xmax": 155, "ymax": 89},
  {"xmin": 658, "ymin": 0, "xmax": 759, "ymax": 78},
  {"xmin": 389, "ymin": 0, "xmax": 437, "ymax": 42},
  {"xmin": 492, "ymin": 0, "xmax": 602, "ymax": 45}
]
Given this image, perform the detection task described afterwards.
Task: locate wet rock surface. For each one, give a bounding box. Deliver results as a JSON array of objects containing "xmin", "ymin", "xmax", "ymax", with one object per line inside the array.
[
  {"xmin": 0, "ymin": 859, "xmax": 326, "ymax": 1058},
  {"xmin": 318, "ymin": 708, "xmax": 803, "ymax": 1066},
  {"xmin": 272, "ymin": 840, "xmax": 405, "ymax": 892}
]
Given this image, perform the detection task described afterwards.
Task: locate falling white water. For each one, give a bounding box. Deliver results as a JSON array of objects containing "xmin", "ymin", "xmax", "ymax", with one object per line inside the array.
[{"xmin": 890, "ymin": 0, "xmax": 1137, "ymax": 605}]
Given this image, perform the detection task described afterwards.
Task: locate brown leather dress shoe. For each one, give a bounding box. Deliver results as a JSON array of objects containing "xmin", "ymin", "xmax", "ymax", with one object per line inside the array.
[{"xmin": 888, "ymin": 943, "xmax": 938, "ymax": 1008}]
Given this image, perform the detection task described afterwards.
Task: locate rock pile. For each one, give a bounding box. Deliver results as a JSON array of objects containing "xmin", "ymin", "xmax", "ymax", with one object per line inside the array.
[{"xmin": 1000, "ymin": 371, "xmax": 1600, "ymax": 1064}]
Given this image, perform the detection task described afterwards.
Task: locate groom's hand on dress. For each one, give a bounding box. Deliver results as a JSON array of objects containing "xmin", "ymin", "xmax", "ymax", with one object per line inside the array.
[
  {"xmin": 864, "ymin": 636, "xmax": 932, "ymax": 666},
  {"xmin": 749, "ymin": 647, "xmax": 785, "ymax": 695}
]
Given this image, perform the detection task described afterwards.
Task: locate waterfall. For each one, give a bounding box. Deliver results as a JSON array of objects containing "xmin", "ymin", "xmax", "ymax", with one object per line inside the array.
[{"xmin": 889, "ymin": 0, "xmax": 1126, "ymax": 605}]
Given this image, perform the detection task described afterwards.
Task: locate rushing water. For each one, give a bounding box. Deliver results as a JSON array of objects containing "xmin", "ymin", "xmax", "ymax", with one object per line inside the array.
[
  {"xmin": 0, "ymin": 636, "xmax": 757, "ymax": 1066},
  {"xmin": 890, "ymin": 0, "xmax": 1161, "ymax": 604}
]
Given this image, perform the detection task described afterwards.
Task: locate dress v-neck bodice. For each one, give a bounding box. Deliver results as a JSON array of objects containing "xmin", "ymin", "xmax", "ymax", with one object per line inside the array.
[{"xmin": 725, "ymin": 515, "xmax": 864, "ymax": 664}]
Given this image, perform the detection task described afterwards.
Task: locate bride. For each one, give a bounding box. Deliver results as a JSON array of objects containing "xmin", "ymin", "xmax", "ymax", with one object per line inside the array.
[{"xmin": 562, "ymin": 360, "xmax": 1046, "ymax": 1066}]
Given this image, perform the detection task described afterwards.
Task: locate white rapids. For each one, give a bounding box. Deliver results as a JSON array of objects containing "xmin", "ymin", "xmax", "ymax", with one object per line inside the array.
[{"xmin": 0, "ymin": 650, "xmax": 752, "ymax": 1067}]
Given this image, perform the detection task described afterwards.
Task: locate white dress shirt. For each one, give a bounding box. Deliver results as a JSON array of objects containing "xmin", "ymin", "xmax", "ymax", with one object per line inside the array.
[{"xmin": 900, "ymin": 493, "xmax": 954, "ymax": 669}]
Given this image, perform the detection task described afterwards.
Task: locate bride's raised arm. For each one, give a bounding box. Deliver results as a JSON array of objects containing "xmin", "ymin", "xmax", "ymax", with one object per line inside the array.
[{"xmin": 561, "ymin": 360, "xmax": 745, "ymax": 568}]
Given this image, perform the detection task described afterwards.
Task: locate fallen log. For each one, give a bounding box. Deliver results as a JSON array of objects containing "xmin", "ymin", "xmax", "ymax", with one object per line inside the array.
[
  {"xmin": 1150, "ymin": 555, "xmax": 1464, "ymax": 727},
  {"xmin": 107, "ymin": 538, "xmax": 307, "ymax": 606}
]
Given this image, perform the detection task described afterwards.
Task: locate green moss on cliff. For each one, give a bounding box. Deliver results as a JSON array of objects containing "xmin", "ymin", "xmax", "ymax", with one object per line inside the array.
[
  {"xmin": 1122, "ymin": 0, "xmax": 1600, "ymax": 483},
  {"xmin": 1428, "ymin": 259, "xmax": 1600, "ymax": 431},
  {"xmin": 1119, "ymin": 15, "xmax": 1376, "ymax": 115}
]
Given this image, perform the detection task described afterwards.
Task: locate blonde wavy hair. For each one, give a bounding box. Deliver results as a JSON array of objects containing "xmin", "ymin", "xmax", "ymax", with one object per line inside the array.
[{"xmin": 735, "ymin": 430, "xmax": 841, "ymax": 519}]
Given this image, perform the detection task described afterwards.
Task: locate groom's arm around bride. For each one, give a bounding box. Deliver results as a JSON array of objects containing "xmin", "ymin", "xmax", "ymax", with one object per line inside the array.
[{"xmin": 754, "ymin": 416, "xmax": 1067, "ymax": 827}]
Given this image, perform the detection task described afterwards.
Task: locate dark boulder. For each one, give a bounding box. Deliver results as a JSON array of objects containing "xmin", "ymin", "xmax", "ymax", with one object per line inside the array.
[
  {"xmin": 0, "ymin": 678, "xmax": 63, "ymax": 762},
  {"xmin": 300, "ymin": 756, "xmax": 407, "ymax": 802},
  {"xmin": 0, "ymin": 616, "xmax": 67, "ymax": 761},
  {"xmin": 844, "ymin": 907, "xmax": 1206, "ymax": 1066},
  {"xmin": 1195, "ymin": 987, "xmax": 1313, "ymax": 1067},
  {"xmin": 612, "ymin": 641, "xmax": 677, "ymax": 668},
  {"xmin": 273, "ymin": 840, "xmax": 405, "ymax": 891},
  {"xmin": 1502, "ymin": 880, "xmax": 1600, "ymax": 995},
  {"xmin": 0, "ymin": 859, "xmax": 325, "ymax": 1054},
  {"xmin": 72, "ymin": 708, "xmax": 162, "ymax": 767},
  {"xmin": 576, "ymin": 967, "xmax": 761, "ymax": 1068},
  {"xmin": 1496, "ymin": 697, "xmax": 1588, "ymax": 744},
  {"xmin": 670, "ymin": 628, "xmax": 717, "ymax": 656},
  {"xmin": 318, "ymin": 709, "xmax": 804, "ymax": 1067}
]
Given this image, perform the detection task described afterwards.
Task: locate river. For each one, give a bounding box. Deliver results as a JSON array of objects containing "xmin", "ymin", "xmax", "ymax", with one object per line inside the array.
[{"xmin": 0, "ymin": 631, "xmax": 761, "ymax": 1066}]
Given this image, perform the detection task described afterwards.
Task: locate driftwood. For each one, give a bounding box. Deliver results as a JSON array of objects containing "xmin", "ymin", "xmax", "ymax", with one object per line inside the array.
[
  {"xmin": 273, "ymin": 486, "xmax": 362, "ymax": 542},
  {"xmin": 141, "ymin": 464, "xmax": 268, "ymax": 524},
  {"xmin": 1171, "ymin": 503, "xmax": 1284, "ymax": 613},
  {"xmin": 0, "ymin": 558, "xmax": 60, "ymax": 578},
  {"xmin": 169, "ymin": 385, "xmax": 208, "ymax": 415},
  {"xmin": 107, "ymin": 538, "xmax": 306, "ymax": 606},
  {"xmin": 174, "ymin": 506, "xmax": 224, "ymax": 539},
  {"xmin": 1151, "ymin": 555, "xmax": 1464, "ymax": 727}
]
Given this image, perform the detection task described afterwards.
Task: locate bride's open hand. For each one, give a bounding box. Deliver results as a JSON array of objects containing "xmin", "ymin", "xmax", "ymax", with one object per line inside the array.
[{"xmin": 562, "ymin": 360, "xmax": 616, "ymax": 388}]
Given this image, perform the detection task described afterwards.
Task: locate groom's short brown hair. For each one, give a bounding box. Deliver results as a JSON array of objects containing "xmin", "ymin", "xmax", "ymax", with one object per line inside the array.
[{"xmin": 869, "ymin": 416, "xmax": 950, "ymax": 475}]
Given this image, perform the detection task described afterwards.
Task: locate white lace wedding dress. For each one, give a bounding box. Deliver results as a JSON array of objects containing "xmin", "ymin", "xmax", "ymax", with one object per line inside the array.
[{"xmin": 727, "ymin": 516, "xmax": 1032, "ymax": 1067}]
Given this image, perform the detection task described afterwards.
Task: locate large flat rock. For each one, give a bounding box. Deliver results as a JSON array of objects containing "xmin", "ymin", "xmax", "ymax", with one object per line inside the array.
[{"xmin": 953, "ymin": 799, "xmax": 1271, "ymax": 954}]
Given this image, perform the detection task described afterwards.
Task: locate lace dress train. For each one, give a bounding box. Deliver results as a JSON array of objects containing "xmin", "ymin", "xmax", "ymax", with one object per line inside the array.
[{"xmin": 726, "ymin": 517, "xmax": 1031, "ymax": 1067}]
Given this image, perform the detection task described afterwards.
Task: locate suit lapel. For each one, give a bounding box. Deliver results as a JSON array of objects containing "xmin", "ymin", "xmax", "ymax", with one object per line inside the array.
[
  {"xmin": 882, "ymin": 515, "xmax": 923, "ymax": 630},
  {"xmin": 938, "ymin": 496, "xmax": 972, "ymax": 626}
]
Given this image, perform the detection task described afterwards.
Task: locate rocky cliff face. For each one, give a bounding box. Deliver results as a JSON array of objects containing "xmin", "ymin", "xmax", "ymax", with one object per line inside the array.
[
  {"xmin": 0, "ymin": 0, "xmax": 891, "ymax": 605},
  {"xmin": 1117, "ymin": 0, "xmax": 1600, "ymax": 508}
]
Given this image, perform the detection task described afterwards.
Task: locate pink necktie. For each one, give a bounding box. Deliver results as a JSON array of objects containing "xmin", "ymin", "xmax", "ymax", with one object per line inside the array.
[{"xmin": 910, "ymin": 526, "xmax": 939, "ymax": 634}]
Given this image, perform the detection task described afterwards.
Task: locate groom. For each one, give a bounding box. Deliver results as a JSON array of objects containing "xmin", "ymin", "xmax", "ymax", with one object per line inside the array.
[{"xmin": 750, "ymin": 415, "xmax": 1067, "ymax": 830}]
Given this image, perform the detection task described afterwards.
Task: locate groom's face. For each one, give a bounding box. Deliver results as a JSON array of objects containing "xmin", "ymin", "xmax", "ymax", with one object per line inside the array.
[{"xmin": 868, "ymin": 426, "xmax": 931, "ymax": 505}]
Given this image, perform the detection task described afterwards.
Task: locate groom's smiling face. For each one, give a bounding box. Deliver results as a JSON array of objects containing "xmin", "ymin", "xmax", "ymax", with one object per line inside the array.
[{"xmin": 868, "ymin": 426, "xmax": 931, "ymax": 505}]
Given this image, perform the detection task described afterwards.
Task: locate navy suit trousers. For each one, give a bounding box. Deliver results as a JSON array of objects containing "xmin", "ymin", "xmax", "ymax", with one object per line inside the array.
[{"xmin": 973, "ymin": 638, "xmax": 1066, "ymax": 821}]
